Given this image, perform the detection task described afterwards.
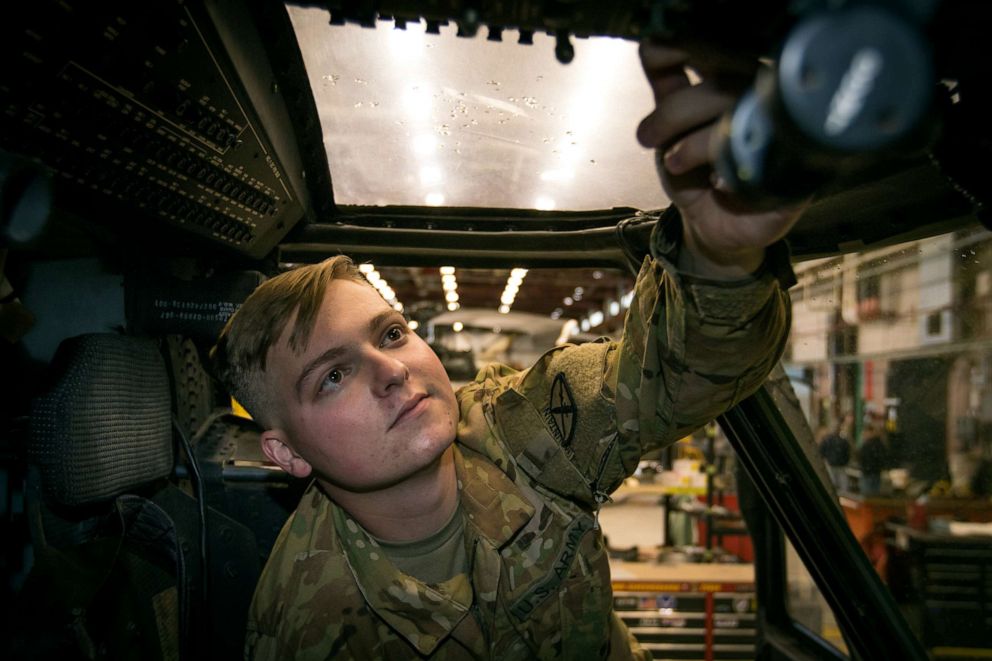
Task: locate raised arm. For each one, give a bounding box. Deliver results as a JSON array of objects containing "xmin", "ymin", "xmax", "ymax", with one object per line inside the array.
[{"xmin": 472, "ymin": 41, "xmax": 801, "ymax": 507}]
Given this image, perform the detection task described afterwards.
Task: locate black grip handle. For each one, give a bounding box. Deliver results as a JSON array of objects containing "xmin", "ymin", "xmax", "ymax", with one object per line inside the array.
[{"xmin": 714, "ymin": 3, "xmax": 937, "ymax": 202}]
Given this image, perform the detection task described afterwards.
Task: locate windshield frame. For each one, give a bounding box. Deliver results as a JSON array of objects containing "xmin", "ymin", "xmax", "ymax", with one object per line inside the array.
[{"xmin": 719, "ymin": 383, "xmax": 927, "ymax": 660}]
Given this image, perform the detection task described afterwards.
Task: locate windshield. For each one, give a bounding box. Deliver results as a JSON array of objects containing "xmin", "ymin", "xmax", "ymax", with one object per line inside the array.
[{"xmin": 288, "ymin": 5, "xmax": 666, "ymax": 211}]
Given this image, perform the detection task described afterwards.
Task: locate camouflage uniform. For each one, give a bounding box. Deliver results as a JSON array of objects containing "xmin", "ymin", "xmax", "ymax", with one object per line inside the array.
[{"xmin": 245, "ymin": 213, "xmax": 794, "ymax": 659}]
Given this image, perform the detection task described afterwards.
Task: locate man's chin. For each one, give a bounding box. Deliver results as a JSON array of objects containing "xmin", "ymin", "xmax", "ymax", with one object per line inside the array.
[{"xmin": 319, "ymin": 441, "xmax": 455, "ymax": 495}]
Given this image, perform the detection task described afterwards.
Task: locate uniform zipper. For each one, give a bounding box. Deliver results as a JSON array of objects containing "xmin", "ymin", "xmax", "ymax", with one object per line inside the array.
[{"xmin": 590, "ymin": 434, "xmax": 618, "ymax": 530}]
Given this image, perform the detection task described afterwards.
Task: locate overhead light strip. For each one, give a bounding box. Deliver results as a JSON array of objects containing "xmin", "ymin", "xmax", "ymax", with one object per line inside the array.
[
  {"xmin": 499, "ymin": 268, "xmax": 527, "ymax": 314},
  {"xmin": 359, "ymin": 263, "xmax": 404, "ymax": 313},
  {"xmin": 440, "ymin": 265, "xmax": 460, "ymax": 311}
]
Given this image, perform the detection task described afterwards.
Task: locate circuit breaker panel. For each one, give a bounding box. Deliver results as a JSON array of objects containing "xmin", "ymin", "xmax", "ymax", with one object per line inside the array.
[{"xmin": 1, "ymin": 0, "xmax": 310, "ymax": 258}]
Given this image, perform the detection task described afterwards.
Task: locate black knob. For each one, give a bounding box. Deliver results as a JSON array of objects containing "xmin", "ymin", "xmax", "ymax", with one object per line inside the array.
[{"xmin": 554, "ymin": 31, "xmax": 574, "ymax": 64}]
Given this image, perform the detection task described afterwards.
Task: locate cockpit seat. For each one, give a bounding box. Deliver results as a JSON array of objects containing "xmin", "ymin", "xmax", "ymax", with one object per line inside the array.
[{"xmin": 17, "ymin": 332, "xmax": 259, "ymax": 660}]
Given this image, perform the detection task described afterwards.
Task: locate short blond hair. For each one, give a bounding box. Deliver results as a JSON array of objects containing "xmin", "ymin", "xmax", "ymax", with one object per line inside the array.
[{"xmin": 210, "ymin": 256, "xmax": 367, "ymax": 426}]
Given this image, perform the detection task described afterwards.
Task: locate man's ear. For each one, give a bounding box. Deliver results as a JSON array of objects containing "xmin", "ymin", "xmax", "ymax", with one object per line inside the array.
[{"xmin": 260, "ymin": 429, "xmax": 313, "ymax": 479}]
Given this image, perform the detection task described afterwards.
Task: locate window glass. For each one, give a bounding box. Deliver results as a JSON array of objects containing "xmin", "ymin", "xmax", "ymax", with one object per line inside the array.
[
  {"xmin": 601, "ymin": 422, "xmax": 762, "ymax": 661},
  {"xmin": 785, "ymin": 224, "xmax": 992, "ymax": 655},
  {"xmin": 786, "ymin": 538, "xmax": 849, "ymax": 655},
  {"xmin": 288, "ymin": 6, "xmax": 666, "ymax": 212}
]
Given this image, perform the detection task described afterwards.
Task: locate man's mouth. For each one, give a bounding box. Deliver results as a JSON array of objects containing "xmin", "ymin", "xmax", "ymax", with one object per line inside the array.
[{"xmin": 390, "ymin": 393, "xmax": 429, "ymax": 429}]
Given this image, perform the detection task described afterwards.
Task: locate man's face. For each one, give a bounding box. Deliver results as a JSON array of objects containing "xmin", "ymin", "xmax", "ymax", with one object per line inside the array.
[{"xmin": 265, "ymin": 279, "xmax": 459, "ymax": 492}]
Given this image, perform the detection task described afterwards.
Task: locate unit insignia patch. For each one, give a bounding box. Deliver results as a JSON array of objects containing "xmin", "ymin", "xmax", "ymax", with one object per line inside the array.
[{"xmin": 546, "ymin": 372, "xmax": 577, "ymax": 451}]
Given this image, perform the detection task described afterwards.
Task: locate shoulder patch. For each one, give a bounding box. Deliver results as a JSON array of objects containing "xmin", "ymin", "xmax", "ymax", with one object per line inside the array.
[{"xmin": 545, "ymin": 372, "xmax": 577, "ymax": 453}]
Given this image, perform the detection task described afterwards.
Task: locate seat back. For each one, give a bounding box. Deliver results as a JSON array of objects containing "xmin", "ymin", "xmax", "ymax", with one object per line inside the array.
[
  {"xmin": 15, "ymin": 331, "xmax": 270, "ymax": 661},
  {"xmin": 15, "ymin": 334, "xmax": 187, "ymax": 659}
]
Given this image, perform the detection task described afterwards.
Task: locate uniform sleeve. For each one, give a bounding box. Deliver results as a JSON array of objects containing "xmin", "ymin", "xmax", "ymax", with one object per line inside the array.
[
  {"xmin": 606, "ymin": 208, "xmax": 793, "ymax": 488},
  {"xmin": 493, "ymin": 208, "xmax": 793, "ymax": 504}
]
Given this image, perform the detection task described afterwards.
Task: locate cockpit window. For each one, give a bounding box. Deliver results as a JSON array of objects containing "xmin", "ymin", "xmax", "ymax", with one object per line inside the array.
[
  {"xmin": 288, "ymin": 5, "xmax": 667, "ymax": 211},
  {"xmin": 786, "ymin": 223, "xmax": 992, "ymax": 654}
]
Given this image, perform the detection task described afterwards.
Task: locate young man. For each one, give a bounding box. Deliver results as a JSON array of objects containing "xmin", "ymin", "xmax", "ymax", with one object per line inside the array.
[{"xmin": 212, "ymin": 43, "xmax": 804, "ymax": 659}]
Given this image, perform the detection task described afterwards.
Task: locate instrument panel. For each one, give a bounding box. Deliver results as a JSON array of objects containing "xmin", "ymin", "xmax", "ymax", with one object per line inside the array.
[{"xmin": 0, "ymin": 0, "xmax": 308, "ymax": 258}]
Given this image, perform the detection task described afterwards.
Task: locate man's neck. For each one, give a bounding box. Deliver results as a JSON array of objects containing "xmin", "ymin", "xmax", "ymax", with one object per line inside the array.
[{"xmin": 319, "ymin": 445, "xmax": 459, "ymax": 543}]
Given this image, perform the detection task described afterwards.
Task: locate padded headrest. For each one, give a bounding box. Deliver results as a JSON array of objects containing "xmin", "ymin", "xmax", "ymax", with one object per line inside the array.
[{"xmin": 29, "ymin": 334, "xmax": 174, "ymax": 508}]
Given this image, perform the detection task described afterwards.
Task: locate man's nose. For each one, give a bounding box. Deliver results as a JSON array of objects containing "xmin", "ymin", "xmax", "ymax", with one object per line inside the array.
[{"xmin": 369, "ymin": 349, "xmax": 409, "ymax": 396}]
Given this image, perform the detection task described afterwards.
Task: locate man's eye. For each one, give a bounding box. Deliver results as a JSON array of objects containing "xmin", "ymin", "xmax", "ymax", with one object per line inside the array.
[
  {"xmin": 319, "ymin": 368, "xmax": 344, "ymax": 393},
  {"xmin": 382, "ymin": 325, "xmax": 405, "ymax": 345}
]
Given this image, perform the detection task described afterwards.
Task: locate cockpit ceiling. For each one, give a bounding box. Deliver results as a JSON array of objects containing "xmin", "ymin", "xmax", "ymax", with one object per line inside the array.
[{"xmin": 1, "ymin": 1, "xmax": 988, "ymax": 265}]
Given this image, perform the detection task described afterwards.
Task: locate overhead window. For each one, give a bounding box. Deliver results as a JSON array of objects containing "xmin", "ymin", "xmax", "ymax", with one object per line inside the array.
[{"xmin": 288, "ymin": 6, "xmax": 667, "ymax": 212}]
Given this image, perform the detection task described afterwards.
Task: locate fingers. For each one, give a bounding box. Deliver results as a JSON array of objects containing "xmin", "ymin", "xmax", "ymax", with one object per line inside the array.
[
  {"xmin": 639, "ymin": 41, "xmax": 804, "ymax": 275},
  {"xmin": 638, "ymin": 40, "xmax": 737, "ymax": 160},
  {"xmin": 639, "ymin": 41, "xmax": 689, "ymax": 71},
  {"xmin": 660, "ymin": 125, "xmax": 717, "ymax": 177},
  {"xmin": 636, "ymin": 83, "xmax": 736, "ymax": 151},
  {"xmin": 639, "ymin": 41, "xmax": 691, "ymax": 102}
]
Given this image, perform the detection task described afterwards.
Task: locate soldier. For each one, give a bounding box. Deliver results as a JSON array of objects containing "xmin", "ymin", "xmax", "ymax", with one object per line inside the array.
[
  {"xmin": 211, "ymin": 42, "xmax": 804, "ymax": 659},
  {"xmin": 820, "ymin": 413, "xmax": 854, "ymax": 493},
  {"xmin": 859, "ymin": 421, "xmax": 889, "ymax": 497}
]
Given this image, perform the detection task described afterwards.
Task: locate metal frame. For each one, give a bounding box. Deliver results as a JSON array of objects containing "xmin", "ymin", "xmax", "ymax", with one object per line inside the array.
[{"xmin": 718, "ymin": 387, "xmax": 927, "ymax": 660}]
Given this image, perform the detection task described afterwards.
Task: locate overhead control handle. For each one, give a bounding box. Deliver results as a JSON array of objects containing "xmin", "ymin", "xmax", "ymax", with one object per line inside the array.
[{"xmin": 713, "ymin": 1, "xmax": 939, "ymax": 202}]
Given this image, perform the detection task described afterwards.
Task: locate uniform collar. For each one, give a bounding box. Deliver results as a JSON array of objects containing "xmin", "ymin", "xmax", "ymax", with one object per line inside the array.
[
  {"xmin": 453, "ymin": 443, "xmax": 535, "ymax": 548},
  {"xmin": 329, "ymin": 444, "xmax": 534, "ymax": 655},
  {"xmin": 332, "ymin": 500, "xmax": 471, "ymax": 655}
]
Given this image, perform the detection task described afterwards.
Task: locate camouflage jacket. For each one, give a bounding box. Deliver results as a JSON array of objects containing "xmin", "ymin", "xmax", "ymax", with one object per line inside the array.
[{"xmin": 245, "ymin": 213, "xmax": 794, "ymax": 659}]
